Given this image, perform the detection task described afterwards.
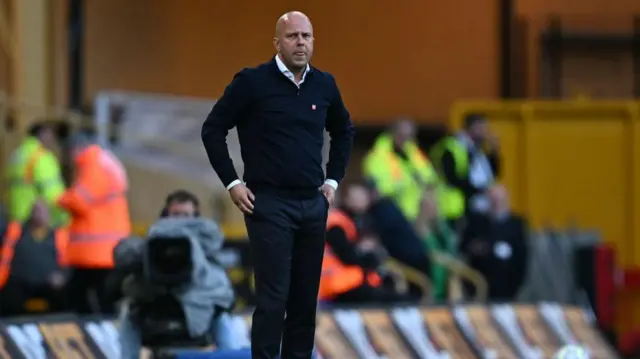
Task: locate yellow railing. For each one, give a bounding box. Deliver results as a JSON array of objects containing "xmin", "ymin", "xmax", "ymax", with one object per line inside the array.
[
  {"xmin": 385, "ymin": 258, "xmax": 432, "ymax": 305},
  {"xmin": 430, "ymin": 251, "xmax": 488, "ymax": 302}
]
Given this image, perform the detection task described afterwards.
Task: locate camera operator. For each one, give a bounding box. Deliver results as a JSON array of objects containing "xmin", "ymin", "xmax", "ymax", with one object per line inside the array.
[
  {"xmin": 113, "ymin": 193, "xmax": 239, "ymax": 358},
  {"xmin": 156, "ymin": 190, "xmax": 245, "ymax": 348}
]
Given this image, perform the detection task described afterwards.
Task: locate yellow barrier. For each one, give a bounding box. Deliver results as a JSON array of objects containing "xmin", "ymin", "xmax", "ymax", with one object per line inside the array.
[
  {"xmin": 451, "ymin": 99, "xmax": 640, "ymax": 267},
  {"xmin": 430, "ymin": 251, "xmax": 488, "ymax": 302}
]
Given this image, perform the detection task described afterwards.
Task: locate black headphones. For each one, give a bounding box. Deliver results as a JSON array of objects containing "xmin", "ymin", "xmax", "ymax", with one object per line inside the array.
[{"xmin": 160, "ymin": 190, "xmax": 201, "ymax": 218}]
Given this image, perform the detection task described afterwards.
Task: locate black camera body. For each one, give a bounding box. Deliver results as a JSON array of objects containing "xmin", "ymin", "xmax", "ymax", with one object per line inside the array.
[
  {"xmin": 143, "ymin": 235, "xmax": 194, "ymax": 289},
  {"xmin": 134, "ymin": 235, "xmax": 212, "ymax": 349}
]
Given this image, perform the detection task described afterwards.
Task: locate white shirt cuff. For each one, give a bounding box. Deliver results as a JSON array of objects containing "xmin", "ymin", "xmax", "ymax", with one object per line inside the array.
[
  {"xmin": 226, "ymin": 180, "xmax": 242, "ymax": 191},
  {"xmin": 324, "ymin": 179, "xmax": 338, "ymax": 190}
]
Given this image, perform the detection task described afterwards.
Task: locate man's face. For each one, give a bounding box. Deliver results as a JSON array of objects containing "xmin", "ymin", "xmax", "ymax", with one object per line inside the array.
[
  {"xmin": 167, "ymin": 201, "xmax": 197, "ymax": 217},
  {"xmin": 469, "ymin": 120, "xmax": 489, "ymax": 143},
  {"xmin": 488, "ymin": 185, "xmax": 509, "ymax": 214},
  {"xmin": 344, "ymin": 185, "xmax": 371, "ymax": 214},
  {"xmin": 31, "ymin": 202, "xmax": 50, "ymax": 226},
  {"xmin": 420, "ymin": 192, "xmax": 439, "ymax": 220},
  {"xmin": 393, "ymin": 121, "xmax": 416, "ymax": 147},
  {"xmin": 39, "ymin": 128, "xmax": 57, "ymax": 150},
  {"xmin": 273, "ymin": 14, "xmax": 314, "ymax": 71}
]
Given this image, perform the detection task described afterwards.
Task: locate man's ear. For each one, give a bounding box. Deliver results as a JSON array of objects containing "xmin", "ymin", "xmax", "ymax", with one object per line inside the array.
[{"xmin": 273, "ymin": 37, "xmax": 280, "ymax": 52}]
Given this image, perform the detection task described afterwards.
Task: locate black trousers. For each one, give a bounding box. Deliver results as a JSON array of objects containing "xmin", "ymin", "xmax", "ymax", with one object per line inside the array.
[
  {"xmin": 68, "ymin": 268, "xmax": 118, "ymax": 315},
  {"xmin": 246, "ymin": 191, "xmax": 328, "ymax": 359}
]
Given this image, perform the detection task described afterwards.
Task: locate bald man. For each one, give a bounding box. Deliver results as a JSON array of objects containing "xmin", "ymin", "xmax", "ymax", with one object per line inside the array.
[{"xmin": 202, "ymin": 11, "xmax": 354, "ymax": 359}]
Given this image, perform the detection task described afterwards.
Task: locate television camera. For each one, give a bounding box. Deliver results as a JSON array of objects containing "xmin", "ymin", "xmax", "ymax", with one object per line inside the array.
[{"xmin": 113, "ymin": 218, "xmax": 236, "ymax": 354}]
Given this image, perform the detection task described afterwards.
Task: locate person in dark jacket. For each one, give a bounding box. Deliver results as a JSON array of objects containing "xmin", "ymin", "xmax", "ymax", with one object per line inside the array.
[
  {"xmin": 459, "ymin": 185, "xmax": 528, "ymax": 300},
  {"xmin": 366, "ymin": 180, "xmax": 432, "ymax": 278},
  {"xmin": 0, "ymin": 201, "xmax": 69, "ymax": 316},
  {"xmin": 201, "ymin": 11, "xmax": 354, "ymax": 359}
]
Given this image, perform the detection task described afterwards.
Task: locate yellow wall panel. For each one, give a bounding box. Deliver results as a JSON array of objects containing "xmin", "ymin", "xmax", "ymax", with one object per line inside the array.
[{"xmin": 528, "ymin": 118, "xmax": 630, "ymax": 261}]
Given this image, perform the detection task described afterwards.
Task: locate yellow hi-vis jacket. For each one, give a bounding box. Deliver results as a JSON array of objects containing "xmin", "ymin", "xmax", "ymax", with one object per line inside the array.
[
  {"xmin": 429, "ymin": 136, "xmax": 470, "ymax": 220},
  {"xmin": 363, "ymin": 134, "xmax": 438, "ymax": 220},
  {"xmin": 5, "ymin": 137, "xmax": 68, "ymax": 224}
]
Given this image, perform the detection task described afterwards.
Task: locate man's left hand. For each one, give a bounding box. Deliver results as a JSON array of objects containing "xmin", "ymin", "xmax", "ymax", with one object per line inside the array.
[{"xmin": 320, "ymin": 183, "xmax": 335, "ymax": 206}]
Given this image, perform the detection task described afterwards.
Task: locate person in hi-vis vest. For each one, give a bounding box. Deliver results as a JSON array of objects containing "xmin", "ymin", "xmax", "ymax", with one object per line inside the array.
[
  {"xmin": 430, "ymin": 114, "xmax": 501, "ymax": 231},
  {"xmin": 319, "ymin": 183, "xmax": 411, "ymax": 304},
  {"xmin": 5, "ymin": 121, "xmax": 68, "ymax": 226},
  {"xmin": 363, "ymin": 119, "xmax": 438, "ymax": 222},
  {"xmin": 57, "ymin": 134, "xmax": 131, "ymax": 314}
]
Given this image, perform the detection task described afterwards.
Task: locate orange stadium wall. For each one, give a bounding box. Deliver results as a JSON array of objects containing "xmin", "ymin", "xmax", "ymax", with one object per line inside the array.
[
  {"xmin": 515, "ymin": 0, "xmax": 640, "ymax": 98},
  {"xmin": 84, "ymin": 0, "xmax": 640, "ymax": 124},
  {"xmin": 83, "ymin": 0, "xmax": 500, "ymax": 123}
]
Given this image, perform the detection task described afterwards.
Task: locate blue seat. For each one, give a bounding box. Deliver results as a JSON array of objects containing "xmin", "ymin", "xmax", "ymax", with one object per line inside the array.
[{"xmin": 169, "ymin": 348, "xmax": 252, "ymax": 359}]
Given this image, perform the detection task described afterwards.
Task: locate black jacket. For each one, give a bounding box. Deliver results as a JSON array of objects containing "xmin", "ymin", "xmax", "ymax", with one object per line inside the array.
[
  {"xmin": 202, "ymin": 58, "xmax": 355, "ymax": 196},
  {"xmin": 460, "ymin": 212, "xmax": 528, "ymax": 300}
]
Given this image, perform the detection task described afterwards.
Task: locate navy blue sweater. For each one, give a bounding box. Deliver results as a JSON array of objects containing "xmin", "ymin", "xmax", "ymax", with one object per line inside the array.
[{"xmin": 202, "ymin": 58, "xmax": 354, "ymax": 197}]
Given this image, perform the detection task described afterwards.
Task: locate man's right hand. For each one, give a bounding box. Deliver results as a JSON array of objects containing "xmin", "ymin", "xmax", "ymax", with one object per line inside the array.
[{"xmin": 229, "ymin": 183, "xmax": 255, "ymax": 214}]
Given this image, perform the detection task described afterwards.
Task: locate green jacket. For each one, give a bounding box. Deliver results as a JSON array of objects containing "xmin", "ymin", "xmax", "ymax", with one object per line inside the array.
[
  {"xmin": 363, "ymin": 134, "xmax": 438, "ymax": 220},
  {"xmin": 5, "ymin": 137, "xmax": 68, "ymax": 224},
  {"xmin": 421, "ymin": 220, "xmax": 456, "ymax": 301}
]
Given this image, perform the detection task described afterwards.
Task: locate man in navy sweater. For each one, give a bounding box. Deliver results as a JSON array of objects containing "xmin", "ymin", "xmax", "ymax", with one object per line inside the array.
[{"xmin": 201, "ymin": 11, "xmax": 354, "ymax": 359}]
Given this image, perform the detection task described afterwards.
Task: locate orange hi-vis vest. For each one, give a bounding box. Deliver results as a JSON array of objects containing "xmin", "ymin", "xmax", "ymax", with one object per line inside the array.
[
  {"xmin": 57, "ymin": 145, "xmax": 131, "ymax": 269},
  {"xmin": 318, "ymin": 209, "xmax": 381, "ymax": 301},
  {"xmin": 0, "ymin": 222, "xmax": 69, "ymax": 289}
]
